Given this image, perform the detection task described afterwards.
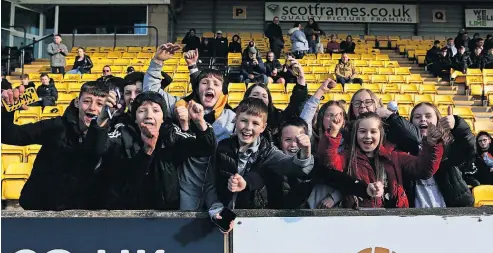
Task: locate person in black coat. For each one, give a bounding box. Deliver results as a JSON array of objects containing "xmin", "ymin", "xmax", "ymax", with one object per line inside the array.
[
  {"xmin": 1, "ymin": 81, "xmax": 110, "ymax": 210},
  {"xmin": 304, "ymin": 18, "xmax": 324, "ymax": 54},
  {"xmin": 484, "ymin": 48, "xmax": 493, "ymax": 69},
  {"xmin": 242, "ymin": 40, "xmax": 258, "ymax": 60},
  {"xmin": 199, "ymin": 38, "xmax": 214, "ymax": 58},
  {"xmin": 182, "ymin": 29, "xmax": 201, "ymax": 52},
  {"xmin": 67, "ymin": 47, "xmax": 93, "ymax": 74},
  {"xmin": 213, "ymin": 30, "xmax": 228, "ymax": 59},
  {"xmin": 469, "ymin": 33, "xmax": 481, "ymax": 52},
  {"xmin": 264, "ymin": 16, "xmax": 284, "ymax": 59},
  {"xmin": 474, "ymin": 132, "xmax": 493, "ymax": 185},
  {"xmin": 484, "ymin": 34, "xmax": 493, "ymax": 53},
  {"xmin": 453, "ymin": 46, "xmax": 472, "ymax": 74},
  {"xmin": 340, "ymin": 35, "xmax": 356, "ymax": 54},
  {"xmin": 85, "ymin": 91, "xmax": 216, "ymax": 210},
  {"xmin": 265, "ymin": 51, "xmax": 285, "ymax": 84},
  {"xmin": 454, "ymin": 29, "xmax": 470, "ymax": 51},
  {"xmin": 425, "ymin": 40, "xmax": 442, "ymax": 67},
  {"xmin": 386, "ymin": 102, "xmax": 475, "ymax": 207},
  {"xmin": 470, "ymin": 47, "xmax": 485, "ymax": 69},
  {"xmin": 431, "ymin": 47, "xmax": 453, "ymax": 78},
  {"xmin": 34, "ymin": 74, "xmax": 58, "ymax": 107},
  {"xmin": 228, "ymin": 34, "xmax": 242, "ymax": 53}
]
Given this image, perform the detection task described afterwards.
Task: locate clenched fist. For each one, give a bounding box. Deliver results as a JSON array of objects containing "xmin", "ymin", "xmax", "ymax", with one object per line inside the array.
[
  {"xmin": 425, "ymin": 123, "xmax": 443, "ymax": 146},
  {"xmin": 328, "ymin": 112, "xmax": 344, "ymax": 137},
  {"xmin": 367, "ymin": 181, "xmax": 384, "ymax": 198},
  {"xmin": 296, "ymin": 134, "xmax": 311, "ymax": 159},
  {"xmin": 188, "ymin": 101, "xmax": 208, "ymax": 131},
  {"xmin": 228, "ymin": 174, "xmax": 247, "ymax": 192},
  {"xmin": 175, "ymin": 106, "xmax": 189, "ymax": 131}
]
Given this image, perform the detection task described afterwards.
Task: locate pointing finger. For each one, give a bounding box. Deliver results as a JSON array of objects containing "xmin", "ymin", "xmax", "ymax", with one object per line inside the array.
[{"xmin": 447, "ymin": 105, "xmax": 453, "ymax": 116}]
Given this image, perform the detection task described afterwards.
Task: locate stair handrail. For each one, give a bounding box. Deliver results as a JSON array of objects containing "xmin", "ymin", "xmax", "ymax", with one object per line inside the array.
[
  {"xmin": 71, "ymin": 25, "xmax": 159, "ymax": 49},
  {"xmin": 4, "ymin": 26, "xmax": 26, "ymax": 75}
]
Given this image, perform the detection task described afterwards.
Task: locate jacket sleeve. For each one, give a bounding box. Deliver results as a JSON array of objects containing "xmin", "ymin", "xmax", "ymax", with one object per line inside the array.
[
  {"xmin": 46, "ymin": 44, "xmax": 55, "ymax": 55},
  {"xmin": 335, "ymin": 64, "xmax": 342, "ymax": 77},
  {"xmin": 60, "ymin": 45, "xmax": 68, "ymax": 56},
  {"xmin": 318, "ymin": 132, "xmax": 346, "ymax": 172},
  {"xmin": 49, "ymin": 85, "xmax": 58, "ymax": 102},
  {"xmin": 398, "ymin": 141, "xmax": 444, "ymax": 179},
  {"xmin": 282, "ymin": 83, "xmax": 308, "ymax": 123},
  {"xmin": 257, "ymin": 59, "xmax": 267, "ymax": 74},
  {"xmin": 445, "ymin": 116, "xmax": 476, "ymax": 169},
  {"xmin": 385, "ymin": 113, "xmax": 421, "ymax": 155},
  {"xmin": 316, "ymin": 168, "xmax": 369, "ymax": 198},
  {"xmin": 144, "ymin": 60, "xmax": 179, "ymax": 119},
  {"xmin": 166, "ymin": 123, "xmax": 217, "ymax": 162},
  {"xmin": 86, "ymin": 56, "xmax": 94, "ymax": 69},
  {"xmin": 1, "ymin": 112, "xmax": 61, "ymax": 146},
  {"xmin": 300, "ymin": 95, "xmax": 320, "ymax": 137},
  {"xmin": 262, "ymin": 146, "xmax": 315, "ymax": 177},
  {"xmin": 240, "ymin": 60, "xmax": 250, "ymax": 76}
]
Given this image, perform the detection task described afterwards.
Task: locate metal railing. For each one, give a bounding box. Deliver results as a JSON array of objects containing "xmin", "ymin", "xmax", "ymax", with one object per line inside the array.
[
  {"xmin": 71, "ymin": 25, "xmax": 159, "ymax": 49},
  {"xmin": 4, "ymin": 26, "xmax": 26, "ymax": 75}
]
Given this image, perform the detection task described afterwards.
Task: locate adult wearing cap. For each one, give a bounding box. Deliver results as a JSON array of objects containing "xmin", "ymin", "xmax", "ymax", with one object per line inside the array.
[
  {"xmin": 213, "ymin": 30, "xmax": 229, "ymax": 61},
  {"xmin": 240, "ymin": 47, "xmax": 268, "ymax": 84},
  {"xmin": 431, "ymin": 47, "xmax": 453, "ymax": 79}
]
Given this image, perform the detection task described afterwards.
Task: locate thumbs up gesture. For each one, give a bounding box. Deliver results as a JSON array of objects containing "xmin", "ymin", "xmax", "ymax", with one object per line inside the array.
[{"xmin": 438, "ymin": 105, "xmax": 455, "ymax": 131}]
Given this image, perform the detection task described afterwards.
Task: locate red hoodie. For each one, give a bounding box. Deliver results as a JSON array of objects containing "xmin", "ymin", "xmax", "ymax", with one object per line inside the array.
[{"xmin": 318, "ymin": 131, "xmax": 444, "ymax": 208}]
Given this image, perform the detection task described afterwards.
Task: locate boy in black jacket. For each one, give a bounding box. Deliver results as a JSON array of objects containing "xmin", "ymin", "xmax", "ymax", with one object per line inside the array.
[
  {"xmin": 86, "ymin": 91, "xmax": 216, "ymax": 209},
  {"xmin": 1, "ymin": 81, "xmax": 109, "ymax": 210},
  {"xmin": 209, "ymin": 98, "xmax": 314, "ymax": 214},
  {"xmin": 34, "ymin": 73, "xmax": 58, "ymax": 106}
]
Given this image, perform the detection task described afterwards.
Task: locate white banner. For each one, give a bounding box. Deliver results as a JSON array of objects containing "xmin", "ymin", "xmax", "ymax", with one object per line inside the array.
[
  {"xmin": 465, "ymin": 9, "xmax": 493, "ymax": 28},
  {"xmin": 233, "ymin": 215, "xmax": 493, "ymax": 253},
  {"xmin": 265, "ymin": 2, "xmax": 418, "ymax": 23}
]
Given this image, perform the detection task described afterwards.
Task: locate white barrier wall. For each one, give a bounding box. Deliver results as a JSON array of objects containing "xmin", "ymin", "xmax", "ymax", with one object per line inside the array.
[{"xmin": 233, "ymin": 215, "xmax": 493, "ymax": 253}]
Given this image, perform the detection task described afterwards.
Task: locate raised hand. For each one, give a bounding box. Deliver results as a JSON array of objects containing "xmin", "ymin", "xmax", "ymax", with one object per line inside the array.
[
  {"xmin": 228, "ymin": 174, "xmax": 247, "ymax": 192},
  {"xmin": 154, "ymin": 43, "xmax": 182, "ymax": 62},
  {"xmin": 96, "ymin": 90, "xmax": 120, "ymax": 126},
  {"xmin": 184, "ymin": 49, "xmax": 199, "ymax": 66},
  {"xmin": 328, "ymin": 112, "xmax": 344, "ymax": 137},
  {"xmin": 296, "ymin": 134, "xmax": 311, "ymax": 159},
  {"xmin": 175, "ymin": 106, "xmax": 189, "ymax": 131},
  {"xmin": 438, "ymin": 105, "xmax": 455, "ymax": 131},
  {"xmin": 425, "ymin": 122, "xmax": 443, "ymax": 146},
  {"xmin": 188, "ymin": 100, "xmax": 208, "ymax": 131}
]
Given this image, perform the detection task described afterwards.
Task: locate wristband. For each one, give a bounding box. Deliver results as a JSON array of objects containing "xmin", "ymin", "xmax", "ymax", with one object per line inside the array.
[{"xmin": 188, "ymin": 64, "xmax": 197, "ymax": 70}]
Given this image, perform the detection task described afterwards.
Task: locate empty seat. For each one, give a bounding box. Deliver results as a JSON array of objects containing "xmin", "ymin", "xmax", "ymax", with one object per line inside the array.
[
  {"xmin": 4, "ymin": 162, "xmax": 32, "ymax": 177},
  {"xmin": 268, "ymin": 83, "xmax": 285, "ymax": 93},
  {"xmin": 332, "ymin": 93, "xmax": 352, "ymax": 104},
  {"xmin": 414, "ymin": 94, "xmax": 434, "ymax": 104},
  {"xmin": 381, "ymin": 83, "xmax": 400, "ymax": 93},
  {"xmin": 454, "ymin": 107, "xmax": 475, "ymax": 120},
  {"xmin": 466, "ymin": 76, "xmax": 483, "ymax": 88},
  {"xmin": 121, "ymin": 52, "xmax": 136, "ymax": 59},
  {"xmin": 2, "ymin": 178, "xmax": 26, "ymax": 200},
  {"xmin": 1, "ymin": 145, "xmax": 24, "ymax": 172},
  {"xmin": 228, "ymin": 83, "xmax": 246, "ymax": 93},
  {"xmin": 344, "ymin": 83, "xmax": 362, "ymax": 93},
  {"xmin": 398, "ymin": 105, "xmax": 411, "ymax": 119},
  {"xmin": 473, "ymin": 185, "xmax": 493, "ymax": 207},
  {"xmin": 420, "ymin": 83, "xmax": 437, "ymax": 94},
  {"xmin": 394, "ymin": 94, "xmax": 415, "ymax": 105},
  {"xmin": 377, "ymin": 67, "xmax": 393, "ymax": 75},
  {"xmin": 137, "ymin": 52, "xmax": 153, "ymax": 59},
  {"xmin": 113, "ymin": 46, "xmax": 127, "ymax": 52},
  {"xmin": 63, "ymin": 74, "xmax": 81, "ymax": 82},
  {"xmin": 368, "ymin": 61, "xmax": 384, "ymax": 67},
  {"xmin": 57, "ymin": 93, "xmax": 76, "ymax": 105},
  {"xmin": 470, "ymin": 84, "xmax": 483, "ymax": 96},
  {"xmin": 113, "ymin": 59, "xmax": 131, "ymax": 66},
  {"xmin": 378, "ymin": 93, "xmax": 393, "ymax": 104},
  {"xmin": 172, "ymin": 73, "xmax": 190, "ymax": 82},
  {"xmin": 467, "ymin": 68, "xmax": 483, "ymax": 76},
  {"xmin": 16, "ymin": 107, "xmax": 41, "ymax": 123},
  {"xmin": 370, "ymin": 75, "xmax": 387, "ymax": 84},
  {"xmin": 483, "ymin": 69, "xmax": 493, "ymax": 77},
  {"xmin": 107, "ymin": 52, "xmax": 122, "ymax": 59},
  {"xmin": 41, "ymin": 105, "xmax": 63, "ymax": 120},
  {"xmin": 395, "ymin": 67, "xmax": 411, "ymax": 75},
  {"xmin": 127, "ymin": 47, "xmax": 143, "ymax": 53},
  {"xmin": 362, "ymin": 83, "xmax": 382, "ymax": 93},
  {"xmin": 271, "ymin": 93, "xmax": 289, "ymax": 107},
  {"xmin": 81, "ymin": 74, "xmax": 100, "ymax": 82},
  {"xmin": 406, "ymin": 74, "xmax": 424, "ymax": 84},
  {"xmin": 228, "ymin": 93, "xmax": 243, "ymax": 107},
  {"xmin": 434, "ymin": 95, "xmax": 454, "ymax": 106},
  {"xmin": 362, "ymin": 67, "xmax": 378, "ymax": 75}
]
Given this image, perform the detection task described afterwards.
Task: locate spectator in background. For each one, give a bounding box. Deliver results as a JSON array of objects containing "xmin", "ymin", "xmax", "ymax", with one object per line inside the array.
[
  {"xmin": 288, "ymin": 22, "xmax": 309, "ymax": 59},
  {"xmin": 264, "ymin": 16, "xmax": 284, "ymax": 59},
  {"xmin": 334, "ymin": 53, "xmax": 363, "ymax": 87},
  {"xmin": 431, "ymin": 47, "xmax": 453, "ymax": 79},
  {"xmin": 228, "ymin": 34, "xmax": 242, "ymax": 53},
  {"xmin": 476, "ymin": 38, "xmax": 485, "ymax": 52},
  {"xmin": 126, "ymin": 66, "xmax": 135, "ymax": 74},
  {"xmin": 97, "ymin": 65, "xmax": 114, "ymax": 82},
  {"xmin": 326, "ymin": 35, "xmax": 340, "ymax": 54},
  {"xmin": 469, "ymin": 33, "xmax": 481, "ymax": 51},
  {"xmin": 340, "ymin": 35, "xmax": 356, "ymax": 54},
  {"xmin": 240, "ymin": 47, "xmax": 268, "ymax": 84},
  {"xmin": 304, "ymin": 18, "xmax": 323, "ymax": 54},
  {"xmin": 484, "ymin": 48, "xmax": 493, "ymax": 69},
  {"xmin": 67, "ymin": 47, "xmax": 93, "ymax": 74},
  {"xmin": 46, "ymin": 34, "xmax": 68, "ymax": 74},
  {"xmin": 426, "ymin": 40, "xmax": 442, "ymax": 67},
  {"xmin": 454, "ymin": 29, "xmax": 469, "ymax": 51},
  {"xmin": 34, "ymin": 73, "xmax": 58, "ymax": 107},
  {"xmin": 281, "ymin": 53, "xmax": 299, "ymax": 83},
  {"xmin": 475, "ymin": 132, "xmax": 493, "ymax": 185},
  {"xmin": 265, "ymin": 52, "xmax": 285, "ymax": 84},
  {"xmin": 20, "ymin": 74, "xmax": 36, "ymax": 90},
  {"xmin": 453, "ymin": 46, "xmax": 472, "ymax": 74},
  {"xmin": 446, "ymin": 38, "xmax": 457, "ymax": 57},
  {"xmin": 484, "ymin": 34, "xmax": 493, "ymax": 52},
  {"xmin": 213, "ymin": 30, "xmax": 228, "ymax": 59},
  {"xmin": 182, "ymin": 29, "xmax": 201, "ymax": 52},
  {"xmin": 470, "ymin": 47, "xmax": 485, "ymax": 69},
  {"xmin": 199, "ymin": 38, "xmax": 214, "ymax": 58},
  {"xmin": 242, "ymin": 41, "xmax": 257, "ymax": 59}
]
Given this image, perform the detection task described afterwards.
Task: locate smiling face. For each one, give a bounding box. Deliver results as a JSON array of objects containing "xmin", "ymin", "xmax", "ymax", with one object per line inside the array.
[
  {"xmin": 124, "ymin": 82, "xmax": 143, "ymax": 111},
  {"xmin": 135, "ymin": 101, "xmax": 164, "ymax": 129},
  {"xmin": 198, "ymin": 75, "xmax": 223, "ymax": 109},
  {"xmin": 40, "ymin": 75, "xmax": 50, "ymax": 85},
  {"xmin": 356, "ymin": 118, "xmax": 381, "ymax": 157},
  {"xmin": 267, "ymin": 52, "xmax": 275, "ymax": 62},
  {"xmin": 103, "ymin": 67, "xmax": 111, "ymax": 76},
  {"xmin": 411, "ymin": 104, "xmax": 438, "ymax": 137},
  {"xmin": 478, "ymin": 135, "xmax": 491, "ymax": 151},
  {"xmin": 76, "ymin": 93, "xmax": 106, "ymax": 129},
  {"xmin": 248, "ymin": 86, "xmax": 269, "ymax": 106},
  {"xmin": 281, "ymin": 125, "xmax": 305, "ymax": 156},
  {"xmin": 54, "ymin": 36, "xmax": 61, "ymax": 44},
  {"xmin": 341, "ymin": 53, "xmax": 349, "ymax": 63},
  {"xmin": 351, "ymin": 91, "xmax": 376, "ymax": 118},
  {"xmin": 235, "ymin": 112, "xmax": 266, "ymax": 149}
]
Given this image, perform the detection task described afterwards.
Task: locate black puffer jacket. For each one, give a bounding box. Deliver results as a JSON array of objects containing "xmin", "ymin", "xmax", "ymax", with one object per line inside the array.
[
  {"xmin": 72, "ymin": 55, "xmax": 93, "ymax": 73},
  {"xmin": 36, "ymin": 81, "xmax": 58, "ymax": 105},
  {"xmin": 387, "ymin": 115, "xmax": 475, "ymax": 207},
  {"xmin": 453, "ymin": 52, "xmax": 473, "ymax": 71},
  {"xmin": 84, "ymin": 119, "xmax": 216, "ymax": 210},
  {"xmin": 1, "ymin": 102, "xmax": 100, "ymax": 210},
  {"xmin": 215, "ymin": 135, "xmax": 314, "ymax": 209}
]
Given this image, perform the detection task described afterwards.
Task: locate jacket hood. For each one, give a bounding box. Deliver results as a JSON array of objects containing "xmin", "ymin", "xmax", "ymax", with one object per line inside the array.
[{"xmin": 288, "ymin": 27, "xmax": 299, "ymax": 35}]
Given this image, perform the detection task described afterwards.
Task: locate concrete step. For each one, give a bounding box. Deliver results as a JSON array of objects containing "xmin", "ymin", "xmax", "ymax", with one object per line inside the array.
[
  {"xmin": 471, "ymin": 106, "xmax": 491, "ymax": 113},
  {"xmin": 30, "ymin": 61, "xmax": 50, "ymax": 65},
  {"xmin": 473, "ymin": 112, "xmax": 493, "ymax": 119},
  {"xmin": 475, "ymin": 121, "xmax": 493, "ymax": 131},
  {"xmin": 35, "ymin": 58, "xmax": 50, "ymax": 62},
  {"xmin": 454, "ymin": 100, "xmax": 482, "ymax": 106}
]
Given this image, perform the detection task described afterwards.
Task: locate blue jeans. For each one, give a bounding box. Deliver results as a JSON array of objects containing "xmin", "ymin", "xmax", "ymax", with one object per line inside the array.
[
  {"xmin": 66, "ymin": 69, "xmax": 81, "ymax": 74},
  {"xmin": 241, "ymin": 74, "xmax": 269, "ymax": 84}
]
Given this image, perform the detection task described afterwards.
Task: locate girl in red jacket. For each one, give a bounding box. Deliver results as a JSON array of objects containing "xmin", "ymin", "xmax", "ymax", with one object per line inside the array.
[{"xmin": 318, "ymin": 112, "xmax": 444, "ymax": 208}]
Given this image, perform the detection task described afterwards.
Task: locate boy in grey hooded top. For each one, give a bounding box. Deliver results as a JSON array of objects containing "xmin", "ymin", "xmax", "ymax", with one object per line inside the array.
[{"xmin": 144, "ymin": 44, "xmax": 236, "ymax": 210}]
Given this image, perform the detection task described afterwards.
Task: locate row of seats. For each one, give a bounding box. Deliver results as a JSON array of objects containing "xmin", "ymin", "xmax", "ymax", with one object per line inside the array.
[
  {"xmin": 14, "ymin": 106, "xmax": 67, "ymax": 125},
  {"xmin": 70, "ymin": 46, "xmax": 155, "ymax": 53},
  {"xmin": 1, "ymin": 145, "xmax": 40, "ymax": 173}
]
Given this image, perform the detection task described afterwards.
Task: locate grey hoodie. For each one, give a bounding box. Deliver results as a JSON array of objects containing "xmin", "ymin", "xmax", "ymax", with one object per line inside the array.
[{"xmin": 289, "ymin": 27, "xmax": 309, "ymax": 52}]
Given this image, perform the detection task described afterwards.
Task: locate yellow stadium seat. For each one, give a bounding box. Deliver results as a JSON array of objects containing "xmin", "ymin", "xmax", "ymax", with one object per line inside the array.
[
  {"xmin": 167, "ymin": 82, "xmax": 187, "ymax": 93},
  {"xmin": 484, "ymin": 76, "xmax": 493, "ymax": 86},
  {"xmin": 175, "ymin": 65, "xmax": 188, "ymax": 73},
  {"xmin": 41, "ymin": 106, "xmax": 63, "ymax": 120},
  {"xmin": 286, "ymin": 83, "xmax": 296, "ymax": 94},
  {"xmin": 127, "ymin": 47, "xmax": 142, "ymax": 53},
  {"xmin": 454, "ymin": 107, "xmax": 475, "ymax": 120},
  {"xmin": 228, "ymin": 58, "xmax": 242, "ymax": 66},
  {"xmin": 332, "ymin": 93, "xmax": 352, "ymax": 103},
  {"xmin": 371, "ymin": 75, "xmax": 388, "ymax": 84},
  {"xmin": 2, "ymin": 178, "xmax": 26, "ymax": 200},
  {"xmin": 121, "ymin": 52, "xmax": 136, "ymax": 59},
  {"xmin": 114, "ymin": 73, "xmax": 125, "ymax": 78},
  {"xmin": 137, "ymin": 52, "xmax": 153, "ymax": 59},
  {"xmin": 99, "ymin": 47, "xmax": 113, "ymax": 52},
  {"xmin": 162, "ymin": 65, "xmax": 176, "ymax": 74},
  {"xmin": 368, "ymin": 61, "xmax": 384, "ymax": 67},
  {"xmin": 414, "ymin": 94, "xmax": 434, "ymax": 105},
  {"xmin": 312, "ymin": 66, "xmax": 327, "ymax": 74},
  {"xmin": 50, "ymin": 74, "xmax": 64, "ymax": 82},
  {"xmin": 395, "ymin": 67, "xmax": 411, "ymax": 75},
  {"xmin": 331, "ymin": 53, "xmax": 342, "ymax": 60},
  {"xmin": 483, "ymin": 69, "xmax": 493, "ymax": 77},
  {"xmin": 228, "ymin": 53, "xmax": 242, "ymax": 59},
  {"xmin": 98, "ymin": 59, "xmax": 114, "ymax": 66},
  {"xmin": 466, "ymin": 75, "xmax": 483, "ymax": 88},
  {"xmin": 67, "ymin": 82, "xmax": 83, "ymax": 93},
  {"xmin": 113, "ymin": 59, "xmax": 131, "ymax": 66},
  {"xmin": 434, "ymin": 95, "xmax": 454, "ymax": 106},
  {"xmin": 228, "ymin": 83, "xmax": 246, "ymax": 93},
  {"xmin": 398, "ymin": 105, "xmax": 411, "ymax": 119},
  {"xmin": 360, "ymin": 54, "xmax": 374, "ymax": 61},
  {"xmin": 317, "ymin": 54, "xmax": 331, "ymax": 60},
  {"xmin": 107, "ymin": 52, "xmax": 122, "ymax": 59},
  {"xmin": 467, "ymin": 68, "xmax": 483, "ymax": 76},
  {"xmin": 304, "ymin": 74, "xmax": 318, "ymax": 83},
  {"xmin": 268, "ymin": 83, "xmax": 285, "ymax": 93},
  {"xmin": 406, "ymin": 74, "xmax": 424, "ymax": 84},
  {"xmin": 362, "ymin": 67, "xmax": 377, "ymax": 75},
  {"xmin": 362, "ymin": 83, "xmax": 382, "ymax": 94},
  {"xmin": 81, "ymin": 74, "xmax": 100, "ymax": 82},
  {"xmin": 400, "ymin": 83, "xmax": 419, "ymax": 94},
  {"xmin": 378, "ymin": 93, "xmax": 393, "ymax": 104},
  {"xmin": 173, "ymin": 73, "xmax": 190, "ymax": 82},
  {"xmin": 4, "ymin": 162, "xmax": 32, "ymax": 177},
  {"xmin": 375, "ymin": 54, "xmax": 390, "ymax": 61},
  {"xmin": 56, "ymin": 82, "xmax": 69, "ymax": 93},
  {"xmin": 470, "ymin": 84, "xmax": 483, "ymax": 96},
  {"xmin": 382, "ymin": 83, "xmax": 400, "ymax": 94},
  {"xmin": 63, "ymin": 73, "xmax": 81, "ymax": 82},
  {"xmin": 344, "ymin": 83, "xmax": 361, "ymax": 93},
  {"xmin": 384, "ymin": 61, "xmax": 400, "ymax": 68},
  {"xmin": 376, "ymin": 67, "xmax": 393, "ymax": 75},
  {"xmin": 473, "ymin": 185, "xmax": 493, "ymax": 207},
  {"xmin": 353, "ymin": 60, "xmax": 368, "ymax": 67},
  {"xmin": 16, "ymin": 106, "xmax": 41, "ymax": 123},
  {"xmin": 358, "ymin": 74, "xmax": 371, "ymax": 83},
  {"xmin": 228, "ymin": 93, "xmax": 243, "ymax": 107},
  {"xmin": 142, "ymin": 46, "xmax": 155, "ymax": 52},
  {"xmin": 419, "ymin": 83, "xmax": 437, "ymax": 94},
  {"xmin": 394, "ymin": 94, "xmax": 415, "ymax": 105},
  {"xmin": 272, "ymin": 93, "xmax": 289, "ymax": 107},
  {"xmin": 1, "ymin": 145, "xmax": 25, "ymax": 172},
  {"xmin": 57, "ymin": 93, "xmax": 76, "ymax": 105},
  {"xmin": 85, "ymin": 47, "xmax": 98, "ymax": 52}
]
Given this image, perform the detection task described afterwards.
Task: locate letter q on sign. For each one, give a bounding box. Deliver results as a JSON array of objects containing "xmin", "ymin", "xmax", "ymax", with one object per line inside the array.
[
  {"xmin": 433, "ymin": 9, "xmax": 446, "ymax": 23},
  {"xmin": 233, "ymin": 6, "xmax": 247, "ymax": 19}
]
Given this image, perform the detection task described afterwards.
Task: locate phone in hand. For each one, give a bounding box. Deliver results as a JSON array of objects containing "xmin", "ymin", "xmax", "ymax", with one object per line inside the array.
[{"xmin": 213, "ymin": 208, "xmax": 237, "ymax": 233}]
